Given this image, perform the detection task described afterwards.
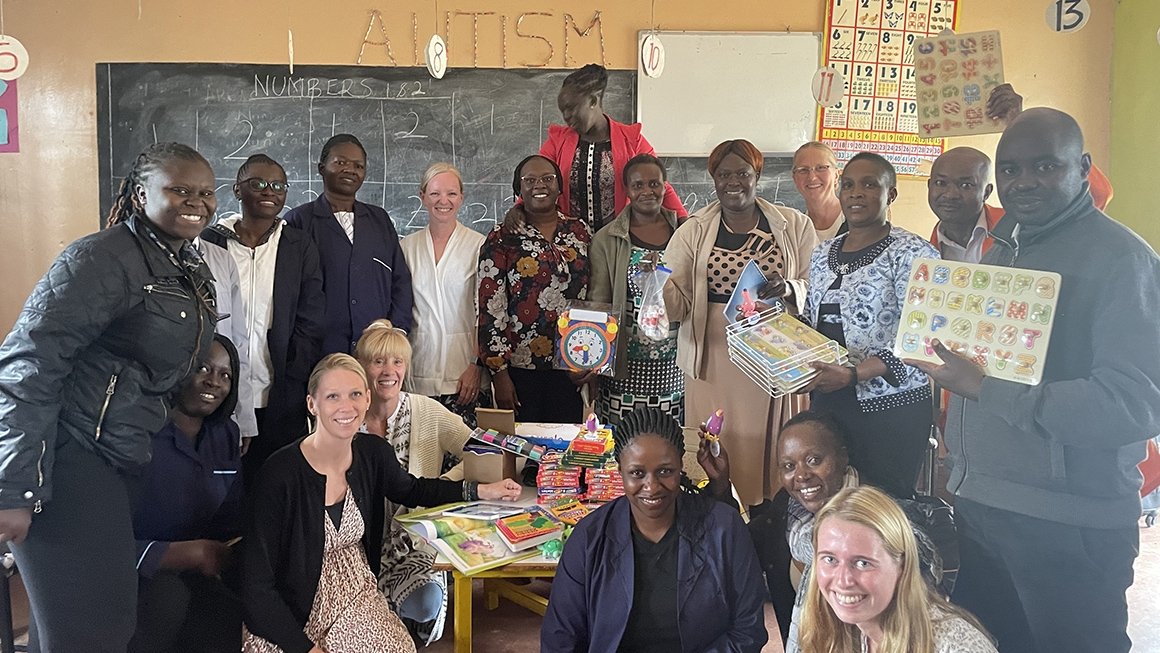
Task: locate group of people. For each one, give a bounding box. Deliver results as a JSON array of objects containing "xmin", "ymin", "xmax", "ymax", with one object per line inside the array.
[{"xmin": 0, "ymin": 58, "xmax": 1155, "ymax": 653}]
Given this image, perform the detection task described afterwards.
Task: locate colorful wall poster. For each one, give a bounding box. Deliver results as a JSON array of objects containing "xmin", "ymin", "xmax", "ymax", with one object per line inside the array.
[
  {"xmin": 0, "ymin": 79, "xmax": 17, "ymax": 153},
  {"xmin": 818, "ymin": 0, "xmax": 958, "ymax": 176}
]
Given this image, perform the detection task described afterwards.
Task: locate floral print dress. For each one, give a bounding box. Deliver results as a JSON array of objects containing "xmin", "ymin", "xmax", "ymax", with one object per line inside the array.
[{"xmin": 477, "ymin": 213, "xmax": 591, "ymax": 373}]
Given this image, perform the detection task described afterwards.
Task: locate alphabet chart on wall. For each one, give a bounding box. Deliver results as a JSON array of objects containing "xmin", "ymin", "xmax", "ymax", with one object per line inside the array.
[{"xmin": 818, "ymin": 0, "xmax": 958, "ymax": 176}]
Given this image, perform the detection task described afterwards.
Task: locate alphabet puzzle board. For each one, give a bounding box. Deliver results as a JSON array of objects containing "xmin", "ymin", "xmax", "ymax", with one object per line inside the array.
[
  {"xmin": 893, "ymin": 258, "xmax": 1060, "ymax": 386},
  {"xmin": 818, "ymin": 0, "xmax": 958, "ymax": 176},
  {"xmin": 913, "ymin": 30, "xmax": 1006, "ymax": 137}
]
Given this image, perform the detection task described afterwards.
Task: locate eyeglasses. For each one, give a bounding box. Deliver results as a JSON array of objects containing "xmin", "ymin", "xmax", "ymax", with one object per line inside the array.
[
  {"xmin": 520, "ymin": 174, "xmax": 558, "ymax": 187},
  {"xmin": 792, "ymin": 165, "xmax": 833, "ymax": 176},
  {"xmin": 713, "ymin": 170, "xmax": 754, "ymax": 182},
  {"xmin": 239, "ymin": 178, "xmax": 289, "ymax": 193}
]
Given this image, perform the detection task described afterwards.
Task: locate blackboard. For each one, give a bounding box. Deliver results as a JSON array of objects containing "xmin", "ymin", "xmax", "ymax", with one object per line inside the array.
[
  {"xmin": 96, "ymin": 63, "xmax": 806, "ymax": 235},
  {"xmin": 659, "ymin": 156, "xmax": 804, "ymax": 217}
]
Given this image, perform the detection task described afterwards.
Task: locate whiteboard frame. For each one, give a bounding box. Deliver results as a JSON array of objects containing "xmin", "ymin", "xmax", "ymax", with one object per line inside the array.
[{"xmin": 636, "ymin": 30, "xmax": 822, "ymax": 157}]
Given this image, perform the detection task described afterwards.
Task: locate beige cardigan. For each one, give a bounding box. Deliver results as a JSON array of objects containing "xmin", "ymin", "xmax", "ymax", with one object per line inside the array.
[
  {"xmin": 403, "ymin": 393, "xmax": 473, "ymax": 481},
  {"xmin": 662, "ymin": 198, "xmax": 819, "ymax": 380}
]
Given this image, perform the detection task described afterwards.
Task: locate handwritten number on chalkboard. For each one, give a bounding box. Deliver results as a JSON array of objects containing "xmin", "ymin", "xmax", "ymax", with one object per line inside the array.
[
  {"xmin": 395, "ymin": 81, "xmax": 428, "ymax": 98},
  {"xmin": 405, "ymin": 195, "xmax": 426, "ymax": 231},
  {"xmin": 1053, "ymin": 0, "xmax": 1084, "ymax": 31},
  {"xmin": 466, "ymin": 202, "xmax": 492, "ymax": 227},
  {"xmin": 224, "ymin": 120, "xmax": 254, "ymax": 161},
  {"xmin": 394, "ymin": 112, "xmax": 426, "ymax": 140}
]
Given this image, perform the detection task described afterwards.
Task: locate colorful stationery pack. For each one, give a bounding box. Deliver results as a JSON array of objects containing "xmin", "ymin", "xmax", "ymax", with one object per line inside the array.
[
  {"xmin": 467, "ymin": 428, "xmax": 547, "ymax": 462},
  {"xmin": 893, "ymin": 258, "xmax": 1060, "ymax": 385},
  {"xmin": 495, "ymin": 506, "xmax": 565, "ymax": 552}
]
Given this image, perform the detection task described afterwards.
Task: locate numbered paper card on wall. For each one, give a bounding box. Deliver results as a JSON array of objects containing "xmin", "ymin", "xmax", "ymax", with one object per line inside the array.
[
  {"xmin": 0, "ymin": 35, "xmax": 30, "ymax": 81},
  {"xmin": 640, "ymin": 33, "xmax": 665, "ymax": 79},
  {"xmin": 1046, "ymin": 0, "xmax": 1091, "ymax": 33},
  {"xmin": 912, "ymin": 30, "xmax": 1005, "ymax": 137},
  {"xmin": 893, "ymin": 258, "xmax": 1060, "ymax": 385}
]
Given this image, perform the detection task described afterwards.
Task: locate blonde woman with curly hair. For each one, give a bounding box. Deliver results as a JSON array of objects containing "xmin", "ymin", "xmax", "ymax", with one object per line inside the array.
[{"xmin": 801, "ymin": 486, "xmax": 994, "ymax": 653}]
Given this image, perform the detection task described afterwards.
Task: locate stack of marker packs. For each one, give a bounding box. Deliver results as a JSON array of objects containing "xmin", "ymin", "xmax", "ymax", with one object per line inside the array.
[
  {"xmin": 583, "ymin": 464, "xmax": 624, "ymax": 503},
  {"xmin": 536, "ymin": 451, "xmax": 584, "ymax": 503},
  {"xmin": 560, "ymin": 425, "xmax": 614, "ymax": 468}
]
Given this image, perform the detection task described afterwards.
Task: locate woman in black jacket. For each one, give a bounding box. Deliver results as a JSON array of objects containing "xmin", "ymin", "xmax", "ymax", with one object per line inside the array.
[
  {"xmin": 241, "ymin": 354, "xmax": 520, "ymax": 653},
  {"xmin": 0, "ymin": 142, "xmax": 220, "ymax": 651}
]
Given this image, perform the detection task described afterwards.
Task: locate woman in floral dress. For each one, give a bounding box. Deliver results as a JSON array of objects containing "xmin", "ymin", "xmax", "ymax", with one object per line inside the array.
[{"xmin": 477, "ymin": 155, "xmax": 591, "ymax": 423}]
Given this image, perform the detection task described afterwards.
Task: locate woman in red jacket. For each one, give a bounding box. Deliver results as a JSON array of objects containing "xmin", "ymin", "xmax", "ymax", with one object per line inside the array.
[{"xmin": 539, "ymin": 64, "xmax": 687, "ymax": 231}]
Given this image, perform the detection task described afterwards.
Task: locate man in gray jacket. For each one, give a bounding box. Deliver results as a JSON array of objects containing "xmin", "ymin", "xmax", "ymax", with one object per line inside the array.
[{"xmin": 910, "ymin": 108, "xmax": 1160, "ymax": 653}]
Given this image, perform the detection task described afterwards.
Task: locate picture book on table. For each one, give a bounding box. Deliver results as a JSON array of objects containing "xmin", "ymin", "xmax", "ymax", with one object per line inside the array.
[
  {"xmin": 397, "ymin": 503, "xmax": 538, "ymax": 575},
  {"xmin": 495, "ymin": 506, "xmax": 565, "ymax": 552}
]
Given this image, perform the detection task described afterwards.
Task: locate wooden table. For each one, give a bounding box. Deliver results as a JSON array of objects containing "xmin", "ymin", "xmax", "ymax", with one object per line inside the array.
[{"xmin": 432, "ymin": 557, "xmax": 558, "ymax": 653}]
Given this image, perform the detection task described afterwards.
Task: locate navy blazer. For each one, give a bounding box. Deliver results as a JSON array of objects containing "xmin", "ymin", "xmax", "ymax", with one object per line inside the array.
[
  {"xmin": 284, "ymin": 195, "xmax": 413, "ymax": 355},
  {"xmin": 541, "ymin": 494, "xmax": 768, "ymax": 653}
]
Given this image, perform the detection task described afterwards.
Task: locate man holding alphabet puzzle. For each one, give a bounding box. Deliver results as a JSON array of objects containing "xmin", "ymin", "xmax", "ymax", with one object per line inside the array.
[{"xmin": 909, "ymin": 108, "xmax": 1160, "ymax": 653}]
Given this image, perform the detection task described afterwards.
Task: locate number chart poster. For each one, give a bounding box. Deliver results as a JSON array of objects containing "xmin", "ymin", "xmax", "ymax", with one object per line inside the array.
[{"xmin": 818, "ymin": 0, "xmax": 958, "ymax": 176}]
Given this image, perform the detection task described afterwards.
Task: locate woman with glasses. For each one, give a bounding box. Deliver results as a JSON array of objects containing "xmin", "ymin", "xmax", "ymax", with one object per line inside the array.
[
  {"xmin": 0, "ymin": 142, "xmax": 220, "ymax": 650},
  {"xmin": 792, "ymin": 141, "xmax": 846, "ymax": 241},
  {"xmin": 285, "ymin": 134, "xmax": 414, "ymax": 356},
  {"xmin": 539, "ymin": 64, "xmax": 687, "ymax": 232},
  {"xmin": 663, "ymin": 139, "xmax": 818, "ymax": 509},
  {"xmin": 202, "ymin": 154, "xmax": 327, "ymax": 482},
  {"xmin": 478, "ymin": 155, "xmax": 591, "ymax": 422}
]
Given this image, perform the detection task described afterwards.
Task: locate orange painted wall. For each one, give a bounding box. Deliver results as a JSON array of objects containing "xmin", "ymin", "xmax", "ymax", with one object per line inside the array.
[{"xmin": 0, "ymin": 0, "xmax": 1114, "ymax": 328}]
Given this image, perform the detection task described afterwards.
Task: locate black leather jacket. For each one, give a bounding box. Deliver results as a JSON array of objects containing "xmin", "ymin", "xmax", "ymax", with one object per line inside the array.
[{"xmin": 0, "ymin": 216, "xmax": 217, "ymax": 510}]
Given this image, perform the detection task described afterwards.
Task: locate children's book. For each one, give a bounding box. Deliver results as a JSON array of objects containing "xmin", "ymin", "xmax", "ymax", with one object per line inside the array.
[
  {"xmin": 397, "ymin": 503, "xmax": 538, "ymax": 574},
  {"xmin": 495, "ymin": 506, "xmax": 565, "ymax": 552}
]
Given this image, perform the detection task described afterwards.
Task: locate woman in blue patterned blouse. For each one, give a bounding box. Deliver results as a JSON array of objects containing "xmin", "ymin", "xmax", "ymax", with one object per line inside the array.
[{"xmin": 799, "ymin": 152, "xmax": 939, "ymax": 498}]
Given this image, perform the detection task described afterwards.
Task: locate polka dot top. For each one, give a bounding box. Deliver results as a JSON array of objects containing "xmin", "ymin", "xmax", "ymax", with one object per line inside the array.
[{"xmin": 707, "ymin": 210, "xmax": 785, "ymax": 303}]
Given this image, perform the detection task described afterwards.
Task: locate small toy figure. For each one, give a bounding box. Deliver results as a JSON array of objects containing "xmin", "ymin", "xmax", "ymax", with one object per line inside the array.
[
  {"xmin": 704, "ymin": 409, "xmax": 724, "ymax": 457},
  {"xmin": 538, "ymin": 538, "xmax": 564, "ymax": 560},
  {"xmin": 737, "ymin": 289, "xmax": 759, "ymax": 320}
]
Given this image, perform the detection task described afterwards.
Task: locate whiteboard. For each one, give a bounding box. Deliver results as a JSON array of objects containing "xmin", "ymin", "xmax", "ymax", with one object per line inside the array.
[{"xmin": 637, "ymin": 31, "xmax": 822, "ymax": 156}]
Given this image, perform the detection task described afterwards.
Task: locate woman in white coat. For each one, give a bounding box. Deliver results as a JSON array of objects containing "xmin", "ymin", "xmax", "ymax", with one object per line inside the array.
[{"xmin": 400, "ymin": 163, "xmax": 489, "ymax": 426}]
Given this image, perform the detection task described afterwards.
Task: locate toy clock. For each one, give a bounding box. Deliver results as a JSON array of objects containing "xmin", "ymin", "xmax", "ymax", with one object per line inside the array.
[{"xmin": 556, "ymin": 308, "xmax": 618, "ymax": 374}]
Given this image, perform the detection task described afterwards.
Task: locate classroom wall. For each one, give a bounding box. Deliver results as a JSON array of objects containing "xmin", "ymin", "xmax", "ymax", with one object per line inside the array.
[
  {"xmin": 1111, "ymin": 0, "xmax": 1160, "ymax": 248},
  {"xmin": 0, "ymin": 0, "xmax": 1115, "ymax": 329}
]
